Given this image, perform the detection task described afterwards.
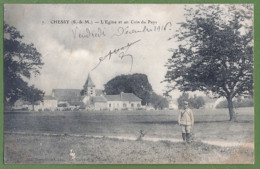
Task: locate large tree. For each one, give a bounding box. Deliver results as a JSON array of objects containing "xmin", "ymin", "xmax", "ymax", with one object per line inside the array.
[
  {"xmin": 4, "ymin": 23, "xmax": 44, "ymax": 108},
  {"xmin": 164, "ymin": 5, "xmax": 253, "ymax": 121},
  {"xmin": 104, "ymin": 73, "xmax": 153, "ymax": 105},
  {"xmin": 22, "ymin": 85, "xmax": 44, "ymax": 111}
]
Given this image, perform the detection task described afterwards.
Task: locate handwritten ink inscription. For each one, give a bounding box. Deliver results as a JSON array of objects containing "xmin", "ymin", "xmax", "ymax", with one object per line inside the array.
[
  {"xmin": 48, "ymin": 19, "xmax": 172, "ymax": 71},
  {"xmin": 112, "ymin": 22, "xmax": 172, "ymax": 37},
  {"xmin": 71, "ymin": 22, "xmax": 173, "ymax": 39},
  {"xmin": 91, "ymin": 39, "xmax": 141, "ymax": 71},
  {"xmin": 72, "ymin": 27, "xmax": 106, "ymax": 39}
]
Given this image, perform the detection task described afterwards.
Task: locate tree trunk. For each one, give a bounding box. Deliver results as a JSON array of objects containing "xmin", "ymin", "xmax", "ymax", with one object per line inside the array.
[{"xmin": 227, "ymin": 96, "xmax": 236, "ymax": 121}]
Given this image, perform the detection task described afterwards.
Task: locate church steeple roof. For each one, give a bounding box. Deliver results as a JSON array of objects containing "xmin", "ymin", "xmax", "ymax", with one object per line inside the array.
[{"xmin": 84, "ymin": 73, "xmax": 95, "ymax": 89}]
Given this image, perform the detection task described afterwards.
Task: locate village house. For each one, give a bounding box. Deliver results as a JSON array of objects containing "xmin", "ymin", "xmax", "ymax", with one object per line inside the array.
[
  {"xmin": 104, "ymin": 93, "xmax": 142, "ymax": 110},
  {"xmin": 202, "ymin": 97, "xmax": 225, "ymax": 109},
  {"xmin": 41, "ymin": 95, "xmax": 58, "ymax": 111},
  {"xmin": 166, "ymin": 96, "xmax": 178, "ymax": 110},
  {"xmin": 39, "ymin": 74, "xmax": 142, "ymax": 111},
  {"xmin": 82, "ymin": 74, "xmax": 142, "ymax": 110}
]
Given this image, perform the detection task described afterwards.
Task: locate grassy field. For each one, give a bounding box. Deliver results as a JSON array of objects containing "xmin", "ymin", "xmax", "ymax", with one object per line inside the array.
[{"xmin": 4, "ymin": 107, "xmax": 254, "ymax": 164}]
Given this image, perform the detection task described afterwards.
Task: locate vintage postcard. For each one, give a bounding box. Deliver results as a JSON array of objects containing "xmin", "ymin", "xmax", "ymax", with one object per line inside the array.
[{"xmin": 3, "ymin": 4, "xmax": 254, "ymax": 164}]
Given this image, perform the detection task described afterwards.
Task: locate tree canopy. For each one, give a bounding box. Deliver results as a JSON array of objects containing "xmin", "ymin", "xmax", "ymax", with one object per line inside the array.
[
  {"xmin": 4, "ymin": 23, "xmax": 44, "ymax": 108},
  {"xmin": 104, "ymin": 73, "xmax": 153, "ymax": 105},
  {"xmin": 164, "ymin": 5, "xmax": 253, "ymax": 121}
]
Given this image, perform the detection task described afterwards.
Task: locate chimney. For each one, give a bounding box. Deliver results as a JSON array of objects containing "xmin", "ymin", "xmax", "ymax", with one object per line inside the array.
[{"xmin": 120, "ymin": 92, "xmax": 124, "ymax": 100}]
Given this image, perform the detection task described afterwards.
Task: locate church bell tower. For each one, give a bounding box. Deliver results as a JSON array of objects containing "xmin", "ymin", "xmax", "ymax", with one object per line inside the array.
[{"xmin": 83, "ymin": 73, "xmax": 96, "ymax": 96}]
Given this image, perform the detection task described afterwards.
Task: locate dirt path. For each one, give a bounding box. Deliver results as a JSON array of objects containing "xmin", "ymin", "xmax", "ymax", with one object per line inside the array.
[{"xmin": 5, "ymin": 131, "xmax": 253, "ymax": 148}]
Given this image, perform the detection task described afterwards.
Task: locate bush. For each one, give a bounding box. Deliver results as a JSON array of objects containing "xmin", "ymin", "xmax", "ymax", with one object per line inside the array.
[
  {"xmin": 73, "ymin": 107, "xmax": 80, "ymax": 111},
  {"xmin": 64, "ymin": 107, "xmax": 72, "ymax": 111},
  {"xmin": 22, "ymin": 107, "xmax": 29, "ymax": 110},
  {"xmin": 58, "ymin": 103, "xmax": 67, "ymax": 107}
]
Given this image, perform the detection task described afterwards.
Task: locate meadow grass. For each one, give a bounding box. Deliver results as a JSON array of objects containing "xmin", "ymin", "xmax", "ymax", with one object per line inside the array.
[{"xmin": 4, "ymin": 107, "xmax": 254, "ymax": 164}]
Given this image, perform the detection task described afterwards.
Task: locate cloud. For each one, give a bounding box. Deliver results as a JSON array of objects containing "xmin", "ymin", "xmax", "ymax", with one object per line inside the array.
[{"xmin": 4, "ymin": 4, "xmax": 187, "ymax": 95}]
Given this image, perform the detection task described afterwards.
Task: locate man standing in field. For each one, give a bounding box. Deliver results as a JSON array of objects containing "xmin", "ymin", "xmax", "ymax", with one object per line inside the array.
[{"xmin": 178, "ymin": 101, "xmax": 194, "ymax": 143}]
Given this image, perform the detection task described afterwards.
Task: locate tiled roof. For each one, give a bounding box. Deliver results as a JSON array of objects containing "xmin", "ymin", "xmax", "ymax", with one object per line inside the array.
[
  {"xmin": 52, "ymin": 89, "xmax": 82, "ymax": 101},
  {"xmin": 92, "ymin": 96, "xmax": 107, "ymax": 102},
  {"xmin": 58, "ymin": 96, "xmax": 83, "ymax": 102},
  {"xmin": 104, "ymin": 95, "xmax": 121, "ymax": 101},
  {"xmin": 104, "ymin": 93, "xmax": 142, "ymax": 102},
  {"xmin": 121, "ymin": 93, "xmax": 142, "ymax": 101}
]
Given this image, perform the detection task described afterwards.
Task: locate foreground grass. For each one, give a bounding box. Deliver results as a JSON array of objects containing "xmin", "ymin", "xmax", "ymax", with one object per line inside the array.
[
  {"xmin": 4, "ymin": 132, "xmax": 253, "ymax": 164},
  {"xmin": 4, "ymin": 107, "xmax": 254, "ymax": 164}
]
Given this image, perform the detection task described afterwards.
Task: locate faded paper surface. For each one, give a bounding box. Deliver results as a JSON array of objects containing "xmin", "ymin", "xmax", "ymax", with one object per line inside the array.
[{"xmin": 4, "ymin": 4, "xmax": 254, "ymax": 164}]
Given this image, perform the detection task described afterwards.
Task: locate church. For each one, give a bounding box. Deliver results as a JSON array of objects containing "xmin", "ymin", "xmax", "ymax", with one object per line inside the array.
[{"xmin": 41, "ymin": 74, "xmax": 142, "ymax": 111}]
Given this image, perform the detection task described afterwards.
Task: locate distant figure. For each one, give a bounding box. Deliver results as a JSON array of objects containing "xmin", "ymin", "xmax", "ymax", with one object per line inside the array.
[
  {"xmin": 178, "ymin": 101, "xmax": 194, "ymax": 143},
  {"xmin": 70, "ymin": 149, "xmax": 76, "ymax": 160}
]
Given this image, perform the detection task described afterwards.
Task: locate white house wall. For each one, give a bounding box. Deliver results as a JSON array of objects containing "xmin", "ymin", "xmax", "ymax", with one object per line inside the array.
[
  {"xmin": 94, "ymin": 102, "xmax": 107, "ymax": 110},
  {"xmin": 43, "ymin": 100, "xmax": 58, "ymax": 111},
  {"xmin": 107, "ymin": 101, "xmax": 141, "ymax": 110}
]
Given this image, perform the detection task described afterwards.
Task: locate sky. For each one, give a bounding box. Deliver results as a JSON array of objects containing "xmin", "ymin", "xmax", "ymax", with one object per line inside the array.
[
  {"xmin": 5, "ymin": 4, "xmax": 250, "ymax": 98},
  {"xmin": 4, "ymin": 4, "xmax": 188, "ymax": 97}
]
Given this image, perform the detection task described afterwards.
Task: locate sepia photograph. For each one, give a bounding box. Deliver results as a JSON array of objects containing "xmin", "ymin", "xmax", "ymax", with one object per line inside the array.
[{"xmin": 3, "ymin": 4, "xmax": 254, "ymax": 164}]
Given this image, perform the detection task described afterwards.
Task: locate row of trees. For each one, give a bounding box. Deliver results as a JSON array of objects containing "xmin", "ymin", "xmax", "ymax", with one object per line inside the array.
[
  {"xmin": 177, "ymin": 93, "xmax": 205, "ymax": 109},
  {"xmin": 216, "ymin": 97, "xmax": 253, "ymax": 109}
]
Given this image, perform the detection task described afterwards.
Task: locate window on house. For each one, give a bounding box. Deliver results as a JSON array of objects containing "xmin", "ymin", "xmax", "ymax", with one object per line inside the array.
[
  {"xmin": 109, "ymin": 104, "xmax": 111, "ymax": 108},
  {"xmin": 123, "ymin": 103, "xmax": 126, "ymax": 108},
  {"xmin": 137, "ymin": 104, "xmax": 141, "ymax": 108},
  {"xmin": 131, "ymin": 103, "xmax": 134, "ymax": 107}
]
